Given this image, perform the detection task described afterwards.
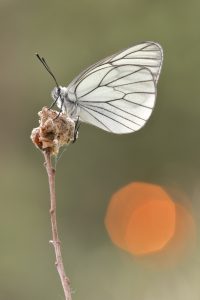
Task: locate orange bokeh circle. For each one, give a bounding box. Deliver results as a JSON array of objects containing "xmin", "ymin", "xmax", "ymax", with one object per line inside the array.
[{"xmin": 105, "ymin": 182, "xmax": 195, "ymax": 258}]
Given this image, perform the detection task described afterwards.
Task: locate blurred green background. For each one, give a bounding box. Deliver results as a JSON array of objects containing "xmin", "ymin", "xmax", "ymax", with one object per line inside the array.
[{"xmin": 1, "ymin": 0, "xmax": 200, "ymax": 299}]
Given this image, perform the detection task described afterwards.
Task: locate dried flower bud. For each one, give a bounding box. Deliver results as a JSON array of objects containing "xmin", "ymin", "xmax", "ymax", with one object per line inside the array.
[{"xmin": 31, "ymin": 107, "xmax": 76, "ymax": 155}]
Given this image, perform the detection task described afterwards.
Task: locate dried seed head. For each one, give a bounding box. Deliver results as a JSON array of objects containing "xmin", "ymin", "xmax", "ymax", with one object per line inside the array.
[{"xmin": 31, "ymin": 107, "xmax": 76, "ymax": 155}]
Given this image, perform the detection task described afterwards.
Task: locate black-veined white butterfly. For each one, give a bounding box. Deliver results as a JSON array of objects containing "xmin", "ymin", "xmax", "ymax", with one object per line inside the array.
[{"xmin": 37, "ymin": 41, "xmax": 163, "ymax": 135}]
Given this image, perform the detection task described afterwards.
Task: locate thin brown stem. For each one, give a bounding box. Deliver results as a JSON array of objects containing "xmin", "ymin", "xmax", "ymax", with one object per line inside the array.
[{"xmin": 43, "ymin": 150, "xmax": 72, "ymax": 300}]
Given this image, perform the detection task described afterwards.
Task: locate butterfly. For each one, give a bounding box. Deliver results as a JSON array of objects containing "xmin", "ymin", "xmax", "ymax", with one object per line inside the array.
[{"xmin": 37, "ymin": 41, "xmax": 163, "ymax": 135}]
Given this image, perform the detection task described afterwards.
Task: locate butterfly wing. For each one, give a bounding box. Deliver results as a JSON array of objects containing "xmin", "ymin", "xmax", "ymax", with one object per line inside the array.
[{"xmin": 66, "ymin": 41, "xmax": 163, "ymax": 134}]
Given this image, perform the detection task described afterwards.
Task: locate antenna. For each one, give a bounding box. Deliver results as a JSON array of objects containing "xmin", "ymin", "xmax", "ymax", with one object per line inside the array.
[{"xmin": 35, "ymin": 53, "xmax": 60, "ymax": 90}]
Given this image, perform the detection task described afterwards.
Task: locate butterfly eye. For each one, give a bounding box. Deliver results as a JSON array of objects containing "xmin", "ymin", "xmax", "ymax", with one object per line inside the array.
[{"xmin": 57, "ymin": 87, "xmax": 61, "ymax": 95}]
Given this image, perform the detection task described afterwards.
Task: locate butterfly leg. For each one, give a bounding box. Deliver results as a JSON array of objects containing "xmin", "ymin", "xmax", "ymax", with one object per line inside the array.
[
  {"xmin": 49, "ymin": 95, "xmax": 64, "ymax": 119},
  {"xmin": 73, "ymin": 117, "xmax": 81, "ymax": 143},
  {"xmin": 48, "ymin": 97, "xmax": 59, "ymax": 110}
]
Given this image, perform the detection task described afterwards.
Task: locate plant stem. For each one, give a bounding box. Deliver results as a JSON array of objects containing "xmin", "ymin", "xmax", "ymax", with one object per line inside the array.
[{"xmin": 43, "ymin": 150, "xmax": 72, "ymax": 300}]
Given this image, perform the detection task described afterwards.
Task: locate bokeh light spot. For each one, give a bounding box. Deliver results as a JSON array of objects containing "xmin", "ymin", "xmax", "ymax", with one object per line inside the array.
[
  {"xmin": 105, "ymin": 182, "xmax": 195, "ymax": 260},
  {"xmin": 125, "ymin": 197, "xmax": 175, "ymax": 255}
]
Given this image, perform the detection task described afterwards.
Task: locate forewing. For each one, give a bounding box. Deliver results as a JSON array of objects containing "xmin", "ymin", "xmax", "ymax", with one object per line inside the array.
[
  {"xmin": 76, "ymin": 65, "xmax": 156, "ymax": 133},
  {"xmin": 68, "ymin": 41, "xmax": 163, "ymax": 93},
  {"xmin": 109, "ymin": 41, "xmax": 163, "ymax": 84}
]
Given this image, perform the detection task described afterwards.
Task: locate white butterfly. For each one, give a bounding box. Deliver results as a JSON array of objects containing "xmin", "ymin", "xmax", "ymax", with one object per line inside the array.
[{"xmin": 40, "ymin": 41, "xmax": 163, "ymax": 134}]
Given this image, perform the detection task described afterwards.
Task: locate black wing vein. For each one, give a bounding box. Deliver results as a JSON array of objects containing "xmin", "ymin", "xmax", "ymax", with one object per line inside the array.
[{"xmin": 65, "ymin": 41, "xmax": 162, "ymax": 134}]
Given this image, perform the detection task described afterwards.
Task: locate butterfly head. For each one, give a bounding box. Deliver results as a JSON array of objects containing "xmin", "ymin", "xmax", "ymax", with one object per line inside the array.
[{"xmin": 51, "ymin": 86, "xmax": 68, "ymax": 111}]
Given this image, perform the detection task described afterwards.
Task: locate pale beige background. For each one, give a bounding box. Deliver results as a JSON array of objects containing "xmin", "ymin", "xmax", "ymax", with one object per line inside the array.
[{"xmin": 1, "ymin": 0, "xmax": 200, "ymax": 299}]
